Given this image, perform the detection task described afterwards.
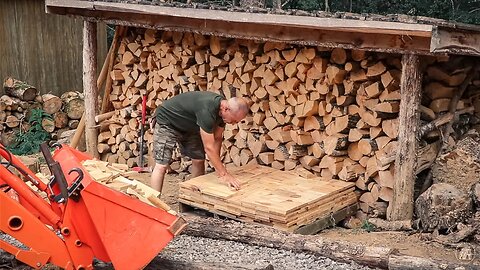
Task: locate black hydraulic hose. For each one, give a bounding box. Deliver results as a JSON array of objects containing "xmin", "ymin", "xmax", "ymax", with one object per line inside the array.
[
  {"xmin": 0, "ymin": 145, "xmax": 13, "ymax": 168},
  {"xmin": 0, "ymin": 185, "xmax": 11, "ymax": 193}
]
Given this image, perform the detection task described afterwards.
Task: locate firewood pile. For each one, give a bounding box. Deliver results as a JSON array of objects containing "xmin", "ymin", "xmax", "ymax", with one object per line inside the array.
[
  {"xmin": 81, "ymin": 159, "xmax": 177, "ymax": 215},
  {"xmin": 0, "ymin": 77, "xmax": 85, "ymax": 151},
  {"xmin": 98, "ymin": 28, "xmax": 479, "ymax": 219}
]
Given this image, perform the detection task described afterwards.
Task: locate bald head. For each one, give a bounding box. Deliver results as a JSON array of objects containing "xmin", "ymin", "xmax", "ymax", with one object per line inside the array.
[
  {"xmin": 220, "ymin": 97, "xmax": 250, "ymax": 124},
  {"xmin": 227, "ymin": 97, "xmax": 249, "ymax": 118}
]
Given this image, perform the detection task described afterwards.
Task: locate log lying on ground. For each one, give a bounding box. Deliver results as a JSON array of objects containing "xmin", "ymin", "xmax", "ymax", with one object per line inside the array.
[
  {"xmin": 368, "ymin": 218, "xmax": 412, "ymax": 231},
  {"xmin": 183, "ymin": 214, "xmax": 480, "ymax": 270},
  {"xmin": 388, "ymin": 254, "xmax": 480, "ymax": 270},
  {"xmin": 432, "ymin": 223, "xmax": 477, "ymax": 245},
  {"xmin": 183, "ymin": 214, "xmax": 395, "ymax": 269}
]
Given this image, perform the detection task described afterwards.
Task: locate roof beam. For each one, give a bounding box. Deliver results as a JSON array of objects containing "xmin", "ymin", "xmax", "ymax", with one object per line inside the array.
[
  {"xmin": 431, "ymin": 26, "xmax": 480, "ymax": 56},
  {"xmin": 46, "ymin": 0, "xmax": 433, "ymax": 36},
  {"xmin": 46, "ymin": 0, "xmax": 433, "ymax": 54},
  {"xmin": 46, "ymin": 0, "xmax": 480, "ymax": 56}
]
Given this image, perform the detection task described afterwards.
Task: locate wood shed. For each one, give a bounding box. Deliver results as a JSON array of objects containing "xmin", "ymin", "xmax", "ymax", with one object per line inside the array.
[{"xmin": 45, "ymin": 0, "xmax": 480, "ymax": 223}]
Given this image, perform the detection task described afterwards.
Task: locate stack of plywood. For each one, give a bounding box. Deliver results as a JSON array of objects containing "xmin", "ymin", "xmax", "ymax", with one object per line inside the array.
[{"xmin": 179, "ymin": 164, "xmax": 357, "ymax": 232}]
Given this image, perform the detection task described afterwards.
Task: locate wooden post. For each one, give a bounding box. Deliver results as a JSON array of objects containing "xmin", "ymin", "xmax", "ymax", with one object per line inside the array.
[
  {"xmin": 387, "ymin": 54, "xmax": 422, "ymax": 221},
  {"xmin": 83, "ymin": 20, "xmax": 99, "ymax": 159},
  {"xmin": 101, "ymin": 25, "xmax": 125, "ymax": 114},
  {"xmin": 70, "ymin": 26, "xmax": 123, "ymax": 149}
]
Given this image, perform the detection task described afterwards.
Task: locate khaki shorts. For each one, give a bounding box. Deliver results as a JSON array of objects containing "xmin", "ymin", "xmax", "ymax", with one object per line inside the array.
[{"xmin": 153, "ymin": 124, "xmax": 205, "ymax": 165}]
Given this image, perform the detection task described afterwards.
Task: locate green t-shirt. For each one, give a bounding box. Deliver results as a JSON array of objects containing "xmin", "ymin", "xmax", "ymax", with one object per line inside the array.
[{"xmin": 155, "ymin": 91, "xmax": 225, "ymax": 134}]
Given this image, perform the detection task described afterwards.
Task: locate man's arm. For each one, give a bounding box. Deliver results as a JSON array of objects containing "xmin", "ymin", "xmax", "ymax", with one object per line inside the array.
[
  {"xmin": 212, "ymin": 125, "xmax": 224, "ymax": 157},
  {"xmin": 199, "ymin": 128, "xmax": 240, "ymax": 190}
]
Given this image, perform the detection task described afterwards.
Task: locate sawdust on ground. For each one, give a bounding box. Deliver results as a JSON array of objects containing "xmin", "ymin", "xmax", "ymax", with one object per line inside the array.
[{"xmin": 155, "ymin": 173, "xmax": 461, "ymax": 263}]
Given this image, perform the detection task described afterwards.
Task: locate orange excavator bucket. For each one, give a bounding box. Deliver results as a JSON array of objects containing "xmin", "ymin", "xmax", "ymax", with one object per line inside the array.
[
  {"xmin": 0, "ymin": 143, "xmax": 186, "ymax": 270},
  {"xmin": 50, "ymin": 145, "xmax": 187, "ymax": 270}
]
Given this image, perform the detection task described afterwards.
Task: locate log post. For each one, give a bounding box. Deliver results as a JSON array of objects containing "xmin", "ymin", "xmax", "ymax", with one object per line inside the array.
[
  {"xmin": 70, "ymin": 26, "xmax": 120, "ymax": 149},
  {"xmin": 101, "ymin": 25, "xmax": 126, "ymax": 114},
  {"xmin": 83, "ymin": 21, "xmax": 99, "ymax": 158},
  {"xmin": 387, "ymin": 54, "xmax": 422, "ymax": 221}
]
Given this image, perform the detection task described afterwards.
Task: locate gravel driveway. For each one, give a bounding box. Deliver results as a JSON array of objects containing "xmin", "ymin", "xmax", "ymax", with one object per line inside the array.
[
  {"xmin": 148, "ymin": 234, "xmax": 380, "ymax": 270},
  {"xmin": 1, "ymin": 232, "xmax": 378, "ymax": 270}
]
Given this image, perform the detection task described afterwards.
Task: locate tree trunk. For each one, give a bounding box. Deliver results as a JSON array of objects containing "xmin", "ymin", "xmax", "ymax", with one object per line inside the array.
[
  {"xmin": 183, "ymin": 214, "xmax": 394, "ymax": 269},
  {"xmin": 388, "ymin": 54, "xmax": 422, "ymax": 221},
  {"xmin": 83, "ymin": 21, "xmax": 99, "ymax": 159},
  {"xmin": 182, "ymin": 215, "xmax": 480, "ymax": 270}
]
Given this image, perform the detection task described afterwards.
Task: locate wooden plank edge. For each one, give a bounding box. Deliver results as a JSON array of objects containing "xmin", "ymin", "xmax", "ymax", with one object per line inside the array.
[{"xmin": 293, "ymin": 203, "xmax": 358, "ymax": 235}]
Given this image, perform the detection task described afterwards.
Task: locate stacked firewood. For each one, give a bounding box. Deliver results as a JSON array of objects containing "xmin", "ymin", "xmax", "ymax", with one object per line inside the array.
[
  {"xmin": 101, "ymin": 28, "xmax": 478, "ymax": 218},
  {"xmin": 0, "ymin": 77, "xmax": 85, "ymax": 147}
]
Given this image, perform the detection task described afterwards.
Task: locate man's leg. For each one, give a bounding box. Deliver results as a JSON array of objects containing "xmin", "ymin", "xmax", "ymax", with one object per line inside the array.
[
  {"xmin": 151, "ymin": 163, "xmax": 168, "ymax": 193},
  {"xmin": 191, "ymin": 159, "xmax": 205, "ymax": 178},
  {"xmin": 179, "ymin": 133, "xmax": 206, "ymax": 179},
  {"xmin": 151, "ymin": 124, "xmax": 178, "ymax": 193}
]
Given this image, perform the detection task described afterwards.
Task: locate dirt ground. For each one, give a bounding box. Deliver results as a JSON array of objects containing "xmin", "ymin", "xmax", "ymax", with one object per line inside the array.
[
  {"xmin": 31, "ymin": 159, "xmax": 469, "ymax": 265},
  {"xmin": 155, "ymin": 173, "xmax": 464, "ymax": 264}
]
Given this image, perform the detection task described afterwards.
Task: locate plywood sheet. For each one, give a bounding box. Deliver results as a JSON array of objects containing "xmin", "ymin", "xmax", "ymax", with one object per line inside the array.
[{"xmin": 179, "ymin": 164, "xmax": 357, "ymax": 232}]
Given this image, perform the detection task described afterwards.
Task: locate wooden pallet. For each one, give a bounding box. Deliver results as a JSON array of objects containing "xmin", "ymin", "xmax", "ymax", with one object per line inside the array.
[{"xmin": 179, "ymin": 164, "xmax": 358, "ymax": 233}]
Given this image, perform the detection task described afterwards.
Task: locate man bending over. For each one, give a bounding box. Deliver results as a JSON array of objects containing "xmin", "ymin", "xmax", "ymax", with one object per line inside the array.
[{"xmin": 150, "ymin": 91, "xmax": 250, "ymax": 194}]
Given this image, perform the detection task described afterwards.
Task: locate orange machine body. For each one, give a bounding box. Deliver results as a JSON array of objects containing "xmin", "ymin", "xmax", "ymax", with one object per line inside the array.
[{"xmin": 0, "ymin": 144, "xmax": 186, "ymax": 270}]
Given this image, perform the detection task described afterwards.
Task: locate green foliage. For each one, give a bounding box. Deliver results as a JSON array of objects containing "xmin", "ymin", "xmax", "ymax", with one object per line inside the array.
[
  {"xmin": 7, "ymin": 109, "xmax": 52, "ymax": 156},
  {"xmin": 361, "ymin": 219, "xmax": 376, "ymax": 232},
  {"xmin": 282, "ymin": 0, "xmax": 479, "ymax": 25}
]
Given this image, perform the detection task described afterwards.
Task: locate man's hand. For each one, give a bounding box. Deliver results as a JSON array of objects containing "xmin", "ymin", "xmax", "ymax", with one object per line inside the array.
[{"xmin": 219, "ymin": 172, "xmax": 241, "ymax": 190}]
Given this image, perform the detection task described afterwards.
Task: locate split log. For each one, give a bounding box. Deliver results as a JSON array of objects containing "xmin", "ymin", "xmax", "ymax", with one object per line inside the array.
[
  {"xmin": 441, "ymin": 64, "xmax": 478, "ymax": 145},
  {"xmin": 426, "ymin": 65, "xmax": 468, "ymax": 87},
  {"xmin": 351, "ymin": 49, "xmax": 367, "ymax": 61},
  {"xmin": 53, "ymin": 112, "xmax": 69, "ymax": 129},
  {"xmin": 330, "ymin": 48, "xmax": 347, "ymax": 65}
]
